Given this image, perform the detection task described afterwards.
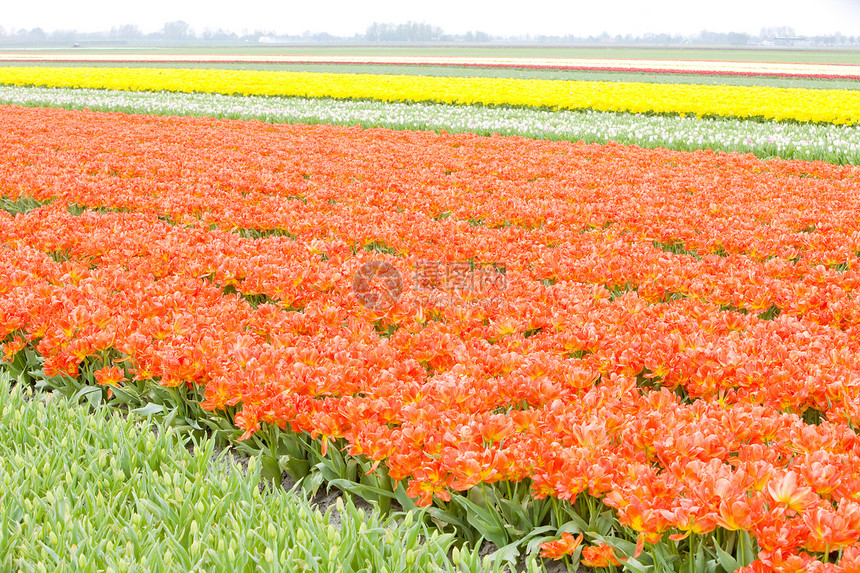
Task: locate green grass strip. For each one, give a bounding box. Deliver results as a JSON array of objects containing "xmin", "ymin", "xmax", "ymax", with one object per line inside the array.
[{"xmin": 0, "ymin": 372, "xmax": 510, "ymax": 573}]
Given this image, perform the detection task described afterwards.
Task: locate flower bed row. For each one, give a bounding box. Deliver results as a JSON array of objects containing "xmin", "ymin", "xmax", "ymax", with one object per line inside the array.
[
  {"xmin": 1, "ymin": 66, "xmax": 858, "ymax": 124},
  {"xmin": 2, "ymin": 85, "xmax": 858, "ymax": 165},
  {"xmin": 3, "ymin": 106, "xmax": 860, "ymax": 570},
  {"xmin": 3, "ymin": 53, "xmax": 859, "ymax": 80}
]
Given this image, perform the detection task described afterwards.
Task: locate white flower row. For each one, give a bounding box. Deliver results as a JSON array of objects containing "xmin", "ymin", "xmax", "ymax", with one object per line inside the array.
[{"xmin": 1, "ymin": 85, "xmax": 858, "ymax": 164}]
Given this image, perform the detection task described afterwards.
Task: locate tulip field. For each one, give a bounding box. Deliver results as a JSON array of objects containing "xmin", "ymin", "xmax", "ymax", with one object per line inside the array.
[{"xmin": 1, "ymin": 51, "xmax": 860, "ymax": 572}]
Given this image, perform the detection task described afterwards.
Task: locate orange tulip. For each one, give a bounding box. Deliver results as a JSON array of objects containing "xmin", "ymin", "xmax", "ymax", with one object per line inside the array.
[
  {"xmin": 581, "ymin": 543, "xmax": 623, "ymax": 567},
  {"xmin": 93, "ymin": 365, "xmax": 124, "ymax": 386},
  {"xmin": 539, "ymin": 532, "xmax": 583, "ymax": 560},
  {"xmin": 767, "ymin": 471, "xmax": 819, "ymax": 512}
]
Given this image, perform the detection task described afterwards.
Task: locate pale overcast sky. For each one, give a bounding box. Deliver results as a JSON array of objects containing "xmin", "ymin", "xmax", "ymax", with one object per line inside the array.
[{"xmin": 2, "ymin": 0, "xmax": 859, "ymax": 37}]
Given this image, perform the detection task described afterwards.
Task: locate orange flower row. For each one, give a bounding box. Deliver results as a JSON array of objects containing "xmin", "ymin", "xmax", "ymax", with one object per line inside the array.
[
  {"xmin": 3, "ymin": 206, "xmax": 859, "ymax": 422},
  {"xmin": 3, "ymin": 106, "xmax": 860, "ymax": 569}
]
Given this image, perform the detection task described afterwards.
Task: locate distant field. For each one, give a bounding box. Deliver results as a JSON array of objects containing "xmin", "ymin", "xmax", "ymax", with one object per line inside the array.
[{"xmin": 3, "ymin": 45, "xmax": 860, "ymax": 64}]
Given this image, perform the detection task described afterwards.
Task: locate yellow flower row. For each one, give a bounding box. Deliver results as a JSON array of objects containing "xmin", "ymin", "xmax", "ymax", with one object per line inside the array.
[{"xmin": 1, "ymin": 66, "xmax": 858, "ymax": 125}]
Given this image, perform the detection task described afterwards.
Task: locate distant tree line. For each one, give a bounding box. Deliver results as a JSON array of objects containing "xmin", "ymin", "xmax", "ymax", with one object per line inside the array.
[
  {"xmin": 0, "ymin": 21, "xmax": 247, "ymax": 45},
  {"xmin": 365, "ymin": 22, "xmax": 443, "ymax": 42},
  {"xmin": 0, "ymin": 21, "xmax": 857, "ymax": 47}
]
